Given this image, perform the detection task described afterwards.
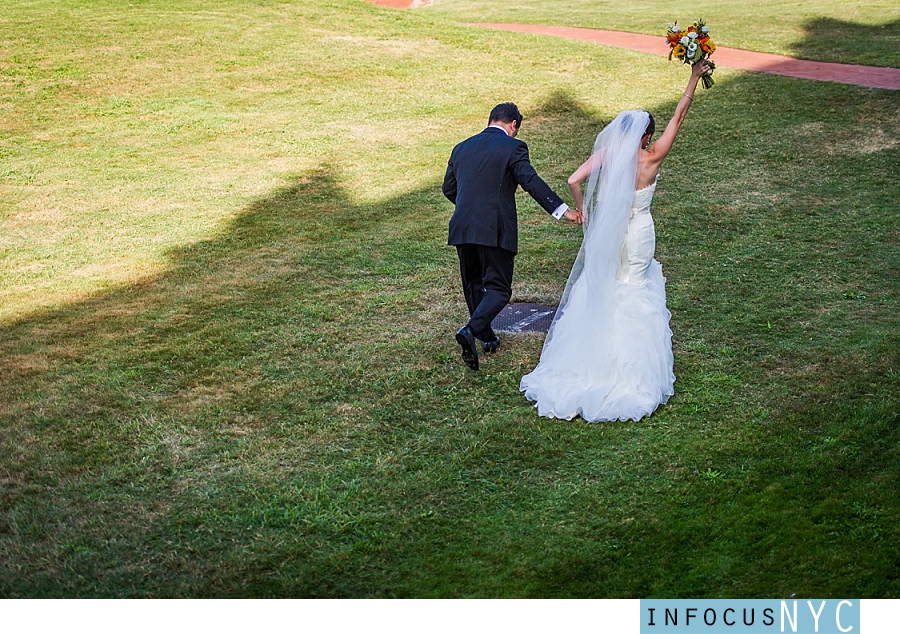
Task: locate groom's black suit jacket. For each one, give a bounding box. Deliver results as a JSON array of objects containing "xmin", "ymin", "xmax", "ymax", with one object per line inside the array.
[{"xmin": 442, "ymin": 127, "xmax": 564, "ymax": 255}]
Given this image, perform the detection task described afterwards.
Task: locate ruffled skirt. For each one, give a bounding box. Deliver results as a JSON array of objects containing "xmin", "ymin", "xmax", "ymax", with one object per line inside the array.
[{"xmin": 520, "ymin": 259, "xmax": 675, "ymax": 422}]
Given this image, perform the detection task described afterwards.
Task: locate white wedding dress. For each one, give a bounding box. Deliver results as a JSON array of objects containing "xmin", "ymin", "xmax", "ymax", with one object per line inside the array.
[{"xmin": 520, "ymin": 111, "xmax": 675, "ymax": 422}]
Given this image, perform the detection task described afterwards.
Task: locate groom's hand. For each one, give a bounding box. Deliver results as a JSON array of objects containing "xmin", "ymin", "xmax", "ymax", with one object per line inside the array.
[{"xmin": 564, "ymin": 208, "xmax": 582, "ymax": 225}]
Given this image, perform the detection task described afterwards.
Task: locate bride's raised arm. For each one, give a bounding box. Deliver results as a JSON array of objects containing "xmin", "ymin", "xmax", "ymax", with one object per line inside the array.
[{"xmin": 647, "ymin": 60, "xmax": 710, "ymax": 163}]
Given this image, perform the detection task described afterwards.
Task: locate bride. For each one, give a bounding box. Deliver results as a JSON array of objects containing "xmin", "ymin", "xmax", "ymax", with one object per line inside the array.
[{"xmin": 520, "ymin": 61, "xmax": 711, "ymax": 422}]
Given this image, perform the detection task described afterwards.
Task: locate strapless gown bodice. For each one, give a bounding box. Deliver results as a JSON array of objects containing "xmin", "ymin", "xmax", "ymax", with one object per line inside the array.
[{"xmin": 620, "ymin": 179, "xmax": 657, "ymax": 284}]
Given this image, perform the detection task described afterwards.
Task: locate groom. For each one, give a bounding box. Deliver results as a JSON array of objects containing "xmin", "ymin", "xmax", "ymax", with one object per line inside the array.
[{"xmin": 442, "ymin": 102, "xmax": 581, "ymax": 371}]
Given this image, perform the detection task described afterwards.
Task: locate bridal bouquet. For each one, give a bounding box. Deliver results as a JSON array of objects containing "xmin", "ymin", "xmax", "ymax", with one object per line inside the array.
[{"xmin": 666, "ymin": 19, "xmax": 716, "ymax": 88}]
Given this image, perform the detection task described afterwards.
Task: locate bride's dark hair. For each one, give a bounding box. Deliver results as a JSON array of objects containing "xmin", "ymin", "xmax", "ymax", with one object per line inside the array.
[{"xmin": 643, "ymin": 112, "xmax": 656, "ymax": 138}]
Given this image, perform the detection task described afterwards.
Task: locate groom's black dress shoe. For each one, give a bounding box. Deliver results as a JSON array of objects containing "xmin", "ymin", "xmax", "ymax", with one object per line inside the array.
[
  {"xmin": 482, "ymin": 336, "xmax": 500, "ymax": 354},
  {"xmin": 456, "ymin": 326, "xmax": 479, "ymax": 371}
]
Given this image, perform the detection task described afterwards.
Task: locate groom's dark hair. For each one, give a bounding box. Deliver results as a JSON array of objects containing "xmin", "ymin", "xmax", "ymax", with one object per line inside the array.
[{"xmin": 489, "ymin": 103, "xmax": 523, "ymax": 129}]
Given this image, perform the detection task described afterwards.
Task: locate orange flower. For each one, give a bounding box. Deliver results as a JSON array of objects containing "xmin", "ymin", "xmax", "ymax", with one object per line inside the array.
[{"xmin": 700, "ymin": 40, "xmax": 716, "ymax": 54}]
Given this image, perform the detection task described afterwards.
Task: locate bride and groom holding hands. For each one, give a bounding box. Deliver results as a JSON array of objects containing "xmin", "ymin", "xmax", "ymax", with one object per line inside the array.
[{"xmin": 442, "ymin": 61, "xmax": 712, "ymax": 423}]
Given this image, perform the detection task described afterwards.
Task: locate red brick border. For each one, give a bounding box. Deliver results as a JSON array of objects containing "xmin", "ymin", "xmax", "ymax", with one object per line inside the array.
[
  {"xmin": 361, "ymin": 1, "xmax": 899, "ymax": 90},
  {"xmin": 473, "ymin": 23, "xmax": 900, "ymax": 90},
  {"xmin": 368, "ymin": 0, "xmax": 413, "ymax": 7}
]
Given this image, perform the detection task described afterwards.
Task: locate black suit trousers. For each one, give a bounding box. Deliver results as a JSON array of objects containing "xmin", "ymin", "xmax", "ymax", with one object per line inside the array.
[{"xmin": 457, "ymin": 244, "xmax": 514, "ymax": 341}]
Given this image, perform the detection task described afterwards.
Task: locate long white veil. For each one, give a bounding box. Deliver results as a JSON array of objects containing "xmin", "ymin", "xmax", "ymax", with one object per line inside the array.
[{"xmin": 543, "ymin": 110, "xmax": 650, "ymax": 351}]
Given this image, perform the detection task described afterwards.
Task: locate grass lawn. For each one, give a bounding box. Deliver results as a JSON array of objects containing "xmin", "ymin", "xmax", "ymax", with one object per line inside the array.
[
  {"xmin": 1, "ymin": 0, "xmax": 898, "ymax": 597},
  {"xmin": 424, "ymin": 0, "xmax": 900, "ymax": 67}
]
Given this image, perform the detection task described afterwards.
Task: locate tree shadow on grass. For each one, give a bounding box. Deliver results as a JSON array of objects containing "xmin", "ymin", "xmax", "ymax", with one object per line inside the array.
[
  {"xmin": 788, "ymin": 17, "xmax": 900, "ymax": 67},
  {"xmin": 0, "ymin": 94, "xmax": 602, "ymax": 426},
  {"xmin": 0, "ymin": 73, "xmax": 898, "ymax": 597},
  {"xmin": 0, "ymin": 94, "xmax": 602, "ymax": 597}
]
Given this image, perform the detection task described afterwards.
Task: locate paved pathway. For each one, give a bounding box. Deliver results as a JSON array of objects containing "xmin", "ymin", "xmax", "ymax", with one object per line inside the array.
[
  {"xmin": 368, "ymin": 0, "xmax": 437, "ymax": 7},
  {"xmin": 474, "ymin": 23, "xmax": 900, "ymax": 90},
  {"xmin": 369, "ymin": 0, "xmax": 418, "ymax": 7},
  {"xmin": 362, "ymin": 1, "xmax": 899, "ymax": 90}
]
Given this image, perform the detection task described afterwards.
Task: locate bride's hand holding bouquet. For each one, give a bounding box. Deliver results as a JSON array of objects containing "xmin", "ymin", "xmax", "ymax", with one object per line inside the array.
[{"xmin": 667, "ymin": 19, "xmax": 717, "ymax": 88}]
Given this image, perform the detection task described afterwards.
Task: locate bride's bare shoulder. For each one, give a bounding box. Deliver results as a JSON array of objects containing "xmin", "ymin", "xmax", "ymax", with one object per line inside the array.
[{"xmin": 635, "ymin": 150, "xmax": 660, "ymax": 187}]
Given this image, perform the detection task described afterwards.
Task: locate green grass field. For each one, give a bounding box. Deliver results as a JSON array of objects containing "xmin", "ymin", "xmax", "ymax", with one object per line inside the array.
[
  {"xmin": 1, "ymin": 0, "xmax": 898, "ymax": 597},
  {"xmin": 424, "ymin": 0, "xmax": 900, "ymax": 67}
]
